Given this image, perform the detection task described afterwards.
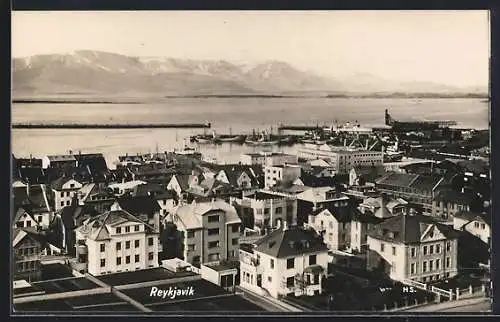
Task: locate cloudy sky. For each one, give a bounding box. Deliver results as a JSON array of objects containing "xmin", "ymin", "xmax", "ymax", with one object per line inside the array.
[{"xmin": 12, "ymin": 11, "xmax": 489, "ymax": 88}]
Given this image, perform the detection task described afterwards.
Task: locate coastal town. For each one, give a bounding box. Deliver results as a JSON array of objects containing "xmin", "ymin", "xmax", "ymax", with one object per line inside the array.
[{"xmin": 12, "ymin": 109, "xmax": 491, "ymax": 313}]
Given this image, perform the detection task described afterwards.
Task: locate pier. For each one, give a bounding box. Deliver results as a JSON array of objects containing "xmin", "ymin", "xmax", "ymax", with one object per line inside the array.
[{"xmin": 12, "ymin": 123, "xmax": 212, "ymax": 129}]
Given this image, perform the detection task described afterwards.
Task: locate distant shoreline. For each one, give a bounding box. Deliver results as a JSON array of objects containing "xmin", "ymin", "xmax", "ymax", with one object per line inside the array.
[{"xmin": 12, "ymin": 93, "xmax": 489, "ymax": 104}]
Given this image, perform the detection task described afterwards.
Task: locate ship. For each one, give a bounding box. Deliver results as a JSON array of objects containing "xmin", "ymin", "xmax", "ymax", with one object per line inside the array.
[
  {"xmin": 245, "ymin": 129, "xmax": 280, "ymax": 146},
  {"xmin": 385, "ymin": 109, "xmax": 457, "ymax": 131}
]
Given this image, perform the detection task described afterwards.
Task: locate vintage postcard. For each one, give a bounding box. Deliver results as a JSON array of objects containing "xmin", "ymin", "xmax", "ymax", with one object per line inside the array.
[{"xmin": 11, "ymin": 10, "xmax": 491, "ymax": 314}]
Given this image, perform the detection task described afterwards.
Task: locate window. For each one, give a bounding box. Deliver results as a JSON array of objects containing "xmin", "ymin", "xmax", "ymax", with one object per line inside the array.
[
  {"xmin": 411, "ymin": 263, "xmax": 416, "ymax": 274},
  {"xmin": 429, "ymin": 245, "xmax": 434, "ymax": 255},
  {"xmin": 26, "ymin": 221, "xmax": 32, "ymax": 227},
  {"xmin": 429, "ymin": 260, "xmax": 434, "ymax": 271},
  {"xmin": 38, "ymin": 216, "xmax": 43, "ymax": 223},
  {"xmin": 135, "ymin": 255, "xmax": 140, "ymax": 263},
  {"xmin": 116, "ymin": 242, "xmax": 121, "ymax": 251},
  {"xmin": 232, "ymin": 225, "xmax": 239, "ymax": 233},
  {"xmin": 117, "ymin": 257, "xmax": 122, "ymax": 265},
  {"xmin": 268, "ymin": 276, "xmax": 272, "ymax": 282},
  {"xmin": 287, "ymin": 258, "xmax": 294, "ymax": 269},
  {"xmin": 116, "ymin": 227, "xmax": 121, "ymax": 234},
  {"xmin": 446, "ymin": 257, "xmax": 451, "ymax": 268},
  {"xmin": 474, "ymin": 222, "xmax": 479, "ymax": 228},
  {"xmin": 60, "ymin": 192, "xmax": 64, "ymax": 197},
  {"xmin": 61, "ymin": 202, "xmax": 64, "ymax": 207},
  {"xmin": 148, "ymin": 252, "xmax": 154, "ymax": 260},
  {"xmin": 126, "ymin": 256, "xmax": 131, "ymax": 264},
  {"xmin": 100, "ymin": 259, "xmax": 106, "ymax": 267},
  {"xmin": 423, "ymin": 246, "xmax": 428, "ymax": 255},
  {"xmin": 423, "ymin": 261, "xmax": 427, "ymax": 272},
  {"xmin": 66, "ymin": 191, "xmax": 71, "ymax": 197},
  {"xmin": 446, "ymin": 241, "xmax": 451, "ymax": 251},
  {"xmin": 134, "ymin": 225, "xmax": 139, "ymax": 232},
  {"xmin": 270, "ymin": 259, "xmax": 274, "ymax": 269},
  {"xmin": 125, "ymin": 226, "xmax": 131, "ymax": 233},
  {"xmin": 391, "ymin": 261, "xmax": 396, "ymax": 273},
  {"xmin": 135, "ymin": 240, "xmax": 140, "ymax": 248},
  {"xmin": 208, "ymin": 241, "xmax": 219, "ymax": 249},
  {"xmin": 436, "ymin": 259, "xmax": 440, "ymax": 269},
  {"xmin": 411, "ymin": 248, "xmax": 416, "ymax": 257},
  {"xmin": 66, "ymin": 201, "xmax": 70, "ymax": 206},
  {"xmin": 481, "ymin": 223, "xmax": 486, "ymax": 230},
  {"xmin": 148, "ymin": 237, "xmax": 154, "ymax": 246},
  {"xmin": 208, "ymin": 215, "xmax": 219, "ymax": 223},
  {"xmin": 436, "ymin": 244, "xmax": 441, "ymax": 253},
  {"xmin": 208, "ymin": 228, "xmax": 219, "ymax": 236},
  {"xmin": 309, "ymin": 255, "xmax": 317, "ymax": 265},
  {"xmin": 70, "ymin": 183, "xmax": 75, "ymax": 188},
  {"xmin": 232, "ymin": 238, "xmax": 238, "ymax": 246},
  {"xmin": 100, "ymin": 244, "xmax": 105, "ymax": 252},
  {"xmin": 380, "ymin": 243, "xmax": 385, "ymax": 252},
  {"xmin": 126, "ymin": 241, "xmax": 131, "ymax": 249},
  {"xmin": 276, "ymin": 207, "xmax": 283, "ymax": 214},
  {"xmin": 286, "ymin": 277, "xmax": 294, "ymax": 288},
  {"xmin": 392, "ymin": 247, "xmax": 396, "ymax": 256}
]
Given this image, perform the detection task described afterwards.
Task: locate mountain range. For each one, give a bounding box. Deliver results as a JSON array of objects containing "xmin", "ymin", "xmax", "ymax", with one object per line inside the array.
[{"xmin": 12, "ymin": 50, "xmax": 488, "ymax": 98}]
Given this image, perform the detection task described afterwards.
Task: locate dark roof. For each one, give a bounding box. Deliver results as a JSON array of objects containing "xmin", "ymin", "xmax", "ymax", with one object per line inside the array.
[
  {"xmin": 134, "ymin": 183, "xmax": 164, "ymax": 197},
  {"xmin": 60, "ymin": 203, "xmax": 99, "ymax": 229},
  {"xmin": 454, "ymin": 211, "xmax": 491, "ymax": 227},
  {"xmin": 245, "ymin": 191, "xmax": 287, "ymax": 200},
  {"xmin": 455, "ymin": 159, "xmax": 489, "ymax": 175},
  {"xmin": 173, "ymin": 174, "xmax": 190, "ymax": 191},
  {"xmin": 435, "ymin": 189, "xmax": 475, "ymax": 204},
  {"xmin": 310, "ymin": 205, "xmax": 353, "ymax": 223},
  {"xmin": 376, "ymin": 173, "xmax": 444, "ymax": 191},
  {"xmin": 73, "ymin": 153, "xmax": 109, "ymax": 175},
  {"xmin": 352, "ymin": 211, "xmax": 387, "ymax": 224},
  {"xmin": 254, "ymin": 226, "xmax": 328, "ymax": 258},
  {"xmin": 117, "ymin": 195, "xmax": 161, "ymax": 216},
  {"xmin": 352, "ymin": 165, "xmax": 387, "ymax": 182},
  {"xmin": 368, "ymin": 213, "xmax": 460, "ymax": 244},
  {"xmin": 50, "ymin": 177, "xmax": 74, "ymax": 190},
  {"xmin": 18, "ymin": 167, "xmax": 47, "ymax": 184},
  {"xmin": 298, "ymin": 172, "xmax": 336, "ymax": 188},
  {"xmin": 239, "ymin": 243, "xmax": 254, "ymax": 254}
]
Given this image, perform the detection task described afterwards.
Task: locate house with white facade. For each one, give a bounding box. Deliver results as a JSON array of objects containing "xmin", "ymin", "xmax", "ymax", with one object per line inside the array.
[
  {"xmin": 366, "ymin": 212, "xmax": 460, "ymax": 283},
  {"xmin": 307, "ymin": 206, "xmax": 353, "ymax": 251},
  {"xmin": 239, "ymin": 223, "xmax": 329, "ymax": 299},
  {"xmin": 264, "ymin": 164, "xmax": 302, "ymax": 189},
  {"xmin": 74, "ymin": 209, "xmax": 160, "ymax": 276},
  {"xmin": 171, "ymin": 200, "xmax": 242, "ymax": 267},
  {"xmin": 453, "ymin": 211, "xmax": 491, "ymax": 245},
  {"xmin": 51, "ymin": 177, "xmax": 83, "ymax": 211}
]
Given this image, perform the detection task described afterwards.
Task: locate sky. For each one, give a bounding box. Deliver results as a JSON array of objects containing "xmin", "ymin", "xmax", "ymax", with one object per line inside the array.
[{"xmin": 12, "ymin": 11, "xmax": 490, "ymax": 88}]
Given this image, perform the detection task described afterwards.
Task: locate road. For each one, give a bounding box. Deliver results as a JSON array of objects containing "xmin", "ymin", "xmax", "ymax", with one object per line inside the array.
[
  {"xmin": 235, "ymin": 287, "xmax": 301, "ymax": 312},
  {"xmin": 402, "ymin": 297, "xmax": 491, "ymax": 312}
]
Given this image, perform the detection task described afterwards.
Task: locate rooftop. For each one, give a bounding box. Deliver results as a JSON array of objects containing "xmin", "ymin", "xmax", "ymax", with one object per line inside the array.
[{"xmin": 96, "ymin": 267, "xmax": 197, "ymax": 286}]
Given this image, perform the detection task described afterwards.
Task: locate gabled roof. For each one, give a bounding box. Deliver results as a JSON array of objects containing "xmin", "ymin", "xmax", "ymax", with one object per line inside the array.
[
  {"xmin": 298, "ymin": 172, "xmax": 336, "ymax": 188},
  {"xmin": 12, "ymin": 228, "xmax": 48, "ymax": 248},
  {"xmin": 454, "ymin": 211, "xmax": 491, "ymax": 227},
  {"xmin": 50, "ymin": 176, "xmax": 80, "ymax": 190},
  {"xmin": 310, "ymin": 205, "xmax": 353, "ymax": 223},
  {"xmin": 13, "ymin": 206, "xmax": 37, "ymax": 223},
  {"xmin": 368, "ymin": 213, "xmax": 460, "ymax": 244},
  {"xmin": 352, "ymin": 211, "xmax": 386, "ymax": 224},
  {"xmin": 47, "ymin": 155, "xmax": 76, "ymax": 162},
  {"xmin": 174, "ymin": 200, "xmax": 241, "ymax": 230},
  {"xmin": 376, "ymin": 173, "xmax": 444, "ymax": 191},
  {"xmin": 77, "ymin": 209, "xmax": 152, "ymax": 241},
  {"xmin": 172, "ymin": 174, "xmax": 191, "ymax": 191},
  {"xmin": 254, "ymin": 226, "xmax": 328, "ymax": 258},
  {"xmin": 18, "ymin": 167, "xmax": 47, "ymax": 184},
  {"xmin": 297, "ymin": 187, "xmax": 347, "ymax": 203}
]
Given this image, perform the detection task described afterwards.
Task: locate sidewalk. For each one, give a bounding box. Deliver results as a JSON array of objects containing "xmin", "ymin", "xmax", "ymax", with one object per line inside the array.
[{"xmin": 397, "ymin": 296, "xmax": 490, "ymax": 312}]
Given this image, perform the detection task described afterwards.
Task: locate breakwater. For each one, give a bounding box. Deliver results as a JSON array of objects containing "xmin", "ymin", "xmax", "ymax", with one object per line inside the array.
[{"xmin": 12, "ymin": 123, "xmax": 211, "ymax": 129}]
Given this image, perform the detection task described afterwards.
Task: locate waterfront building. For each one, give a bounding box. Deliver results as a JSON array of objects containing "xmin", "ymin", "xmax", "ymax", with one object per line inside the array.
[
  {"xmin": 42, "ymin": 154, "xmax": 77, "ymax": 169},
  {"xmin": 231, "ymin": 190, "xmax": 297, "ymax": 232},
  {"xmin": 171, "ymin": 200, "xmax": 241, "ymax": 267},
  {"xmin": 239, "ymin": 224, "xmax": 329, "ymax": 299},
  {"xmin": 264, "ymin": 164, "xmax": 301, "ymax": 189},
  {"xmin": 240, "ymin": 152, "xmax": 298, "ymax": 167},
  {"xmin": 298, "ymin": 144, "xmax": 383, "ymax": 174},
  {"xmin": 366, "ymin": 211, "xmax": 459, "ymax": 283}
]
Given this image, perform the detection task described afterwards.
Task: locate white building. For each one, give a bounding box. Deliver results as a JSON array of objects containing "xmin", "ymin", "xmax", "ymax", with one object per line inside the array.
[
  {"xmin": 239, "ymin": 224, "xmax": 329, "ymax": 299},
  {"xmin": 264, "ymin": 164, "xmax": 302, "ymax": 189},
  {"xmin": 231, "ymin": 190, "xmax": 297, "ymax": 231},
  {"xmin": 171, "ymin": 200, "xmax": 242, "ymax": 267},
  {"xmin": 240, "ymin": 152, "xmax": 298, "ymax": 167},
  {"xmin": 51, "ymin": 178, "xmax": 83, "ymax": 211},
  {"xmin": 367, "ymin": 213, "xmax": 459, "ymax": 283},
  {"xmin": 307, "ymin": 207, "xmax": 352, "ymax": 251},
  {"xmin": 298, "ymin": 144, "xmax": 383, "ymax": 174},
  {"xmin": 453, "ymin": 211, "xmax": 491, "ymax": 245},
  {"xmin": 74, "ymin": 209, "xmax": 160, "ymax": 276}
]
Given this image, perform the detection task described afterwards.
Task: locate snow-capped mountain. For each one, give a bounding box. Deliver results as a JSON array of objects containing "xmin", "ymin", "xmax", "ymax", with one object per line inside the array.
[{"xmin": 12, "ymin": 50, "xmax": 486, "ymax": 97}]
